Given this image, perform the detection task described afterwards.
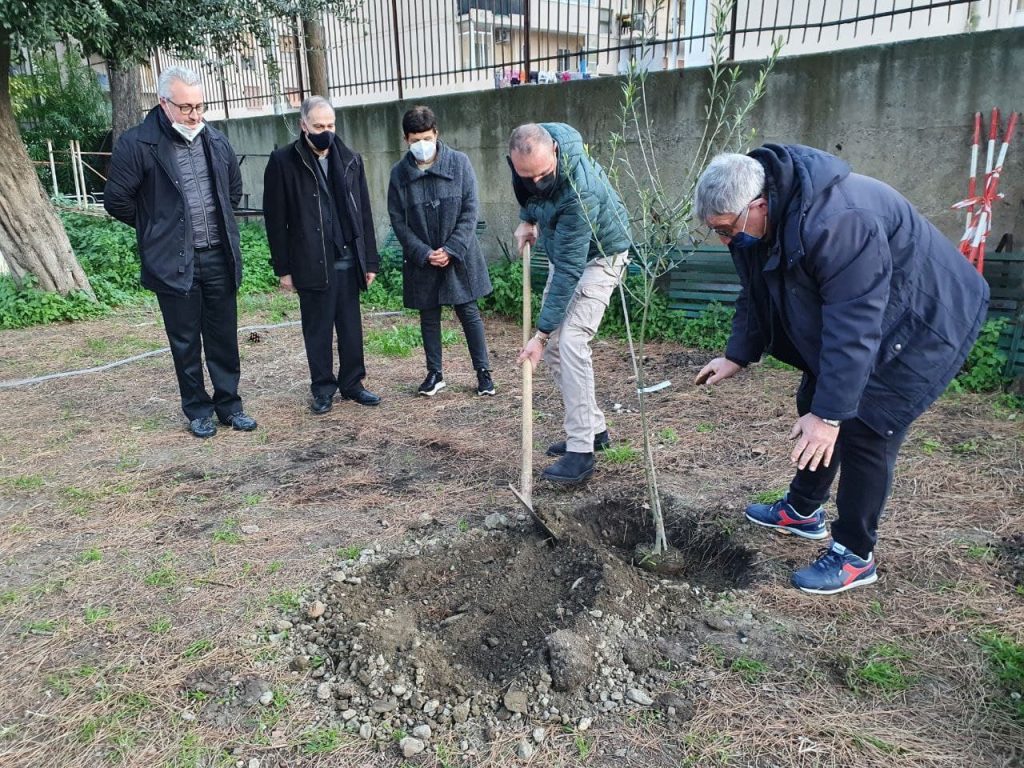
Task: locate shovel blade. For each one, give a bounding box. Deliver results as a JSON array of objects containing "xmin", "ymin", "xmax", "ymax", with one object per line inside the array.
[{"xmin": 509, "ymin": 483, "xmax": 560, "ymax": 542}]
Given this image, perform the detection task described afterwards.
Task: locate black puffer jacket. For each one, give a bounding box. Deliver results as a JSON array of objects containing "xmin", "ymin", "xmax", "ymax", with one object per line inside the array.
[{"xmin": 104, "ymin": 107, "xmax": 243, "ymax": 295}]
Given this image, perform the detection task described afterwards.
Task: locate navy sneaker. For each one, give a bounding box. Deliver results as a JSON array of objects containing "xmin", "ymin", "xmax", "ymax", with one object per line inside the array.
[
  {"xmin": 792, "ymin": 542, "xmax": 878, "ymax": 595},
  {"xmin": 745, "ymin": 496, "xmax": 827, "ymax": 540}
]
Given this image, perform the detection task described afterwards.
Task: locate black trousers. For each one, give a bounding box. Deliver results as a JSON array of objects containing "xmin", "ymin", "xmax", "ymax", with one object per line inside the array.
[
  {"xmin": 787, "ymin": 374, "xmax": 909, "ymax": 559},
  {"xmin": 419, "ymin": 301, "xmax": 490, "ymax": 373},
  {"xmin": 297, "ymin": 259, "xmax": 366, "ymax": 398},
  {"xmin": 156, "ymin": 247, "xmax": 242, "ymax": 421}
]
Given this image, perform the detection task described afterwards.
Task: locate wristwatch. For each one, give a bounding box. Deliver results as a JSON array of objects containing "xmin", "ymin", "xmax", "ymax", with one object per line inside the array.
[
  {"xmin": 533, "ymin": 331, "xmax": 549, "ymax": 346},
  {"xmin": 818, "ymin": 416, "xmax": 841, "ymax": 427}
]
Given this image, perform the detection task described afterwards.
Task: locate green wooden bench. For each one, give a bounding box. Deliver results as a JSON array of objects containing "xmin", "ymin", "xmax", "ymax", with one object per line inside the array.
[
  {"xmin": 380, "ymin": 220, "xmax": 488, "ymax": 253},
  {"xmin": 984, "ymin": 251, "xmax": 1024, "ymax": 378},
  {"xmin": 665, "ymin": 245, "xmax": 738, "ymax": 318}
]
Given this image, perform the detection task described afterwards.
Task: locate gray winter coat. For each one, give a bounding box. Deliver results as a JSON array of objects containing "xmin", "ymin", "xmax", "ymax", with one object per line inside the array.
[{"xmin": 387, "ymin": 142, "xmax": 492, "ymax": 310}]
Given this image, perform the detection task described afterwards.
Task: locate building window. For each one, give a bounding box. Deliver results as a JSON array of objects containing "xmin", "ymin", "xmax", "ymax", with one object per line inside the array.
[
  {"xmin": 474, "ymin": 30, "xmax": 492, "ymax": 67},
  {"xmin": 557, "ymin": 48, "xmax": 571, "ymax": 71},
  {"xmin": 598, "ymin": 8, "xmax": 612, "ymax": 35}
]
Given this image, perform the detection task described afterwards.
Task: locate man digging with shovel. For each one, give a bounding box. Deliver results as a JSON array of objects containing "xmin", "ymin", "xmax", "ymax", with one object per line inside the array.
[{"xmin": 509, "ymin": 123, "xmax": 632, "ymax": 485}]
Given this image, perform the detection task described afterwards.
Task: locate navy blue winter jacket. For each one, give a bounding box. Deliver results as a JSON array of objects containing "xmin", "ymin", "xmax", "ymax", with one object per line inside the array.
[{"xmin": 726, "ymin": 144, "xmax": 989, "ymax": 438}]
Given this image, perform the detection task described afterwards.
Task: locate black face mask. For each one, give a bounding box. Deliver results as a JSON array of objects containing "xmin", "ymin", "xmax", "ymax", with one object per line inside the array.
[
  {"xmin": 306, "ymin": 130, "xmax": 334, "ymax": 152},
  {"xmin": 507, "ymin": 150, "xmax": 560, "ymax": 199}
]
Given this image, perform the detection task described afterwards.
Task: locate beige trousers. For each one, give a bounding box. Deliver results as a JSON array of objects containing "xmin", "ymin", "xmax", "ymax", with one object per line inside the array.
[{"xmin": 543, "ymin": 251, "xmax": 628, "ymax": 454}]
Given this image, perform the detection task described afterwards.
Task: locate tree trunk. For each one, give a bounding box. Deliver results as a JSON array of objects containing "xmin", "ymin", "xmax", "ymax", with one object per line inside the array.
[
  {"xmin": 303, "ymin": 15, "xmax": 329, "ymax": 98},
  {"xmin": 0, "ymin": 36, "xmax": 92, "ymax": 295},
  {"xmin": 108, "ymin": 61, "xmax": 148, "ymax": 145}
]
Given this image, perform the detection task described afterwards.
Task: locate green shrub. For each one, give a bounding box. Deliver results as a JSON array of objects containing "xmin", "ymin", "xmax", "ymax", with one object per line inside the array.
[
  {"xmin": 0, "ymin": 216, "xmax": 293, "ymax": 330},
  {"xmin": 478, "ymin": 256, "xmax": 541, "ymax": 319},
  {"xmin": 238, "ymin": 221, "xmax": 278, "ymax": 294},
  {"xmin": 951, "ymin": 318, "xmax": 1009, "ymax": 393},
  {"xmin": 361, "ymin": 246, "xmax": 404, "ymax": 311},
  {"xmin": 0, "ymin": 275, "xmax": 107, "ymax": 329},
  {"xmin": 12, "ymin": 45, "xmax": 111, "ymax": 195}
]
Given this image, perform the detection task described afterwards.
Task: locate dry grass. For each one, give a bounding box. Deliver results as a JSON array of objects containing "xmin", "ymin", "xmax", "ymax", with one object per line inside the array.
[{"xmin": 0, "ymin": 301, "xmax": 1022, "ymax": 767}]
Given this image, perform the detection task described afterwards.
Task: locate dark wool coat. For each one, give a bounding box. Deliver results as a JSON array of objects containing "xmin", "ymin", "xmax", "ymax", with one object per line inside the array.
[
  {"xmin": 104, "ymin": 107, "xmax": 243, "ymax": 295},
  {"xmin": 263, "ymin": 136, "xmax": 379, "ymax": 291},
  {"xmin": 727, "ymin": 143, "xmax": 990, "ymax": 438},
  {"xmin": 513, "ymin": 122, "xmax": 633, "ymax": 334},
  {"xmin": 387, "ymin": 142, "xmax": 492, "ymax": 309}
]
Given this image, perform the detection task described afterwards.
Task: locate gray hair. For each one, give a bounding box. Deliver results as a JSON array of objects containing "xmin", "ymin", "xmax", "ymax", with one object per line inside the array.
[
  {"xmin": 301, "ymin": 96, "xmax": 334, "ymax": 122},
  {"xmin": 694, "ymin": 153, "xmax": 765, "ymax": 222},
  {"xmin": 157, "ymin": 66, "xmax": 203, "ymax": 99},
  {"xmin": 509, "ymin": 123, "xmax": 553, "ymax": 155}
]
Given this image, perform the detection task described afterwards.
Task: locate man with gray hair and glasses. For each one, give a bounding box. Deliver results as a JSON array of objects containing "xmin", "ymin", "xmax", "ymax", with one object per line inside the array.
[
  {"xmin": 693, "ymin": 144, "xmax": 988, "ymax": 594},
  {"xmin": 105, "ymin": 66, "xmax": 257, "ymax": 438}
]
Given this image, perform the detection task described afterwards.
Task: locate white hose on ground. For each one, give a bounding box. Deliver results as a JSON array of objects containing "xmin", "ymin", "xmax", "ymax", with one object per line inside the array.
[{"xmin": 0, "ymin": 321, "xmax": 302, "ymax": 390}]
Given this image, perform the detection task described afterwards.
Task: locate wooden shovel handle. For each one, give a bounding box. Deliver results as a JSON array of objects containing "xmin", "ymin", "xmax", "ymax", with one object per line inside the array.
[{"xmin": 520, "ymin": 242, "xmax": 533, "ymax": 502}]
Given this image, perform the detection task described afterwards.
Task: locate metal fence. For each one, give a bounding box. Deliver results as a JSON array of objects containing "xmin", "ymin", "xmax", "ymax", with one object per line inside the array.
[{"xmin": 148, "ymin": 0, "xmax": 1022, "ymax": 120}]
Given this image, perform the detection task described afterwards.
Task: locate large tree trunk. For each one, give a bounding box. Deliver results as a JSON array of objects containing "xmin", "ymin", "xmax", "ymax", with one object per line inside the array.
[
  {"xmin": 303, "ymin": 15, "xmax": 329, "ymax": 98},
  {"xmin": 108, "ymin": 61, "xmax": 148, "ymax": 145},
  {"xmin": 0, "ymin": 36, "xmax": 92, "ymax": 295}
]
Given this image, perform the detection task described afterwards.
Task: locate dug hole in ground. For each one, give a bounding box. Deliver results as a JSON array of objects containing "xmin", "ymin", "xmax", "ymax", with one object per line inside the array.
[{"xmin": 0, "ymin": 305, "xmax": 1021, "ymax": 767}]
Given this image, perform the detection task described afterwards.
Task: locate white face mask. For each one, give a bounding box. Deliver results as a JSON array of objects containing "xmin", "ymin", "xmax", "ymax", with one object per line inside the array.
[
  {"xmin": 409, "ymin": 139, "xmax": 437, "ymax": 163},
  {"xmin": 172, "ymin": 121, "xmax": 205, "ymax": 143}
]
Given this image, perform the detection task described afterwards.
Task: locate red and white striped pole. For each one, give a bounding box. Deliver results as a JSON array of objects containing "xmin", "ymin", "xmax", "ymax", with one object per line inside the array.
[
  {"xmin": 965, "ymin": 112, "xmax": 981, "ymax": 232},
  {"xmin": 976, "ymin": 110, "xmax": 1019, "ymax": 273}
]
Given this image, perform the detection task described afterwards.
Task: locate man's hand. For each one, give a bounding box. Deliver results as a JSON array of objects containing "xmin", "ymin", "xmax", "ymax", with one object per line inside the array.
[
  {"xmin": 366, "ymin": 272, "xmax": 377, "ymax": 287},
  {"xmin": 427, "ymin": 249, "xmax": 450, "ymax": 268},
  {"xmin": 514, "ymin": 222, "xmax": 538, "ymax": 253},
  {"xmin": 279, "ymin": 274, "xmax": 294, "ymax": 292},
  {"xmin": 695, "ymin": 357, "xmax": 742, "ymax": 386},
  {"xmin": 516, "ymin": 336, "xmax": 545, "ymax": 371},
  {"xmin": 790, "ymin": 413, "xmax": 840, "ymax": 471}
]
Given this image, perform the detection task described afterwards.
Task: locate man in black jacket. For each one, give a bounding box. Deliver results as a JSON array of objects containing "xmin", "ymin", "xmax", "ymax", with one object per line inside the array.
[
  {"xmin": 105, "ymin": 66, "xmax": 257, "ymax": 438},
  {"xmin": 264, "ymin": 96, "xmax": 381, "ymax": 413},
  {"xmin": 694, "ymin": 145, "xmax": 989, "ymax": 595}
]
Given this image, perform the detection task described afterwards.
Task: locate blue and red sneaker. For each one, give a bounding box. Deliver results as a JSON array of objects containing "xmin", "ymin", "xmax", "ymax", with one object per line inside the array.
[
  {"xmin": 791, "ymin": 542, "xmax": 878, "ymax": 595},
  {"xmin": 745, "ymin": 496, "xmax": 827, "ymax": 540}
]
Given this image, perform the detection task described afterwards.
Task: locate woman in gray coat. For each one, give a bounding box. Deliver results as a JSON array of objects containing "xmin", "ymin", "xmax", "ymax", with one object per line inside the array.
[{"xmin": 387, "ymin": 106, "xmax": 494, "ymax": 396}]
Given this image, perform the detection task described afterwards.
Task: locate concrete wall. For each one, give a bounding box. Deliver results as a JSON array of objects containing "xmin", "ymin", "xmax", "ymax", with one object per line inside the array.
[{"xmin": 215, "ymin": 28, "xmax": 1024, "ymax": 257}]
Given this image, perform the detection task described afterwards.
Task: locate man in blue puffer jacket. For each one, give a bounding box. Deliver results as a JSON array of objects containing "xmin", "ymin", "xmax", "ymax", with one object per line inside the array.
[
  {"xmin": 510, "ymin": 123, "xmax": 632, "ymax": 484},
  {"xmin": 694, "ymin": 144, "xmax": 989, "ymax": 594}
]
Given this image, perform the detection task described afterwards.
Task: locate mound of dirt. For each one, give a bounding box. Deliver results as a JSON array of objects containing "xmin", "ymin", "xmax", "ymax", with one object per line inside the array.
[{"xmin": 268, "ymin": 498, "xmax": 769, "ymax": 755}]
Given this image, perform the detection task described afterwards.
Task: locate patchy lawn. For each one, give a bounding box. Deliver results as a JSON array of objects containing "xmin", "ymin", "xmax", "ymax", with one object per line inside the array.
[{"xmin": 0, "ymin": 299, "xmax": 1021, "ymax": 767}]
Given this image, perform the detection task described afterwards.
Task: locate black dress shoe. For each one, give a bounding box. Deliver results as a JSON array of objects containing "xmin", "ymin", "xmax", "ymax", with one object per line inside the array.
[
  {"xmin": 219, "ymin": 411, "xmax": 258, "ymax": 431},
  {"xmin": 341, "ymin": 388, "xmax": 381, "ymax": 407},
  {"xmin": 311, "ymin": 394, "xmax": 333, "ymax": 414},
  {"xmin": 189, "ymin": 417, "xmax": 217, "ymax": 438},
  {"xmin": 542, "ymin": 451, "xmax": 595, "ymax": 484},
  {"xmin": 546, "ymin": 430, "xmax": 611, "ymax": 457}
]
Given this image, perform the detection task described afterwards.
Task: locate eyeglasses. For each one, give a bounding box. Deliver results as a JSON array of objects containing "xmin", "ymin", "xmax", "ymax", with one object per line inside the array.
[
  {"xmin": 166, "ymin": 99, "xmax": 206, "ymax": 116},
  {"xmin": 708, "ymin": 197, "xmax": 761, "ymax": 239}
]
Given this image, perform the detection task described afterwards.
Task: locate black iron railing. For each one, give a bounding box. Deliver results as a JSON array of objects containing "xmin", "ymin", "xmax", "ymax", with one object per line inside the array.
[{"xmin": 148, "ymin": 0, "xmax": 1014, "ymax": 118}]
